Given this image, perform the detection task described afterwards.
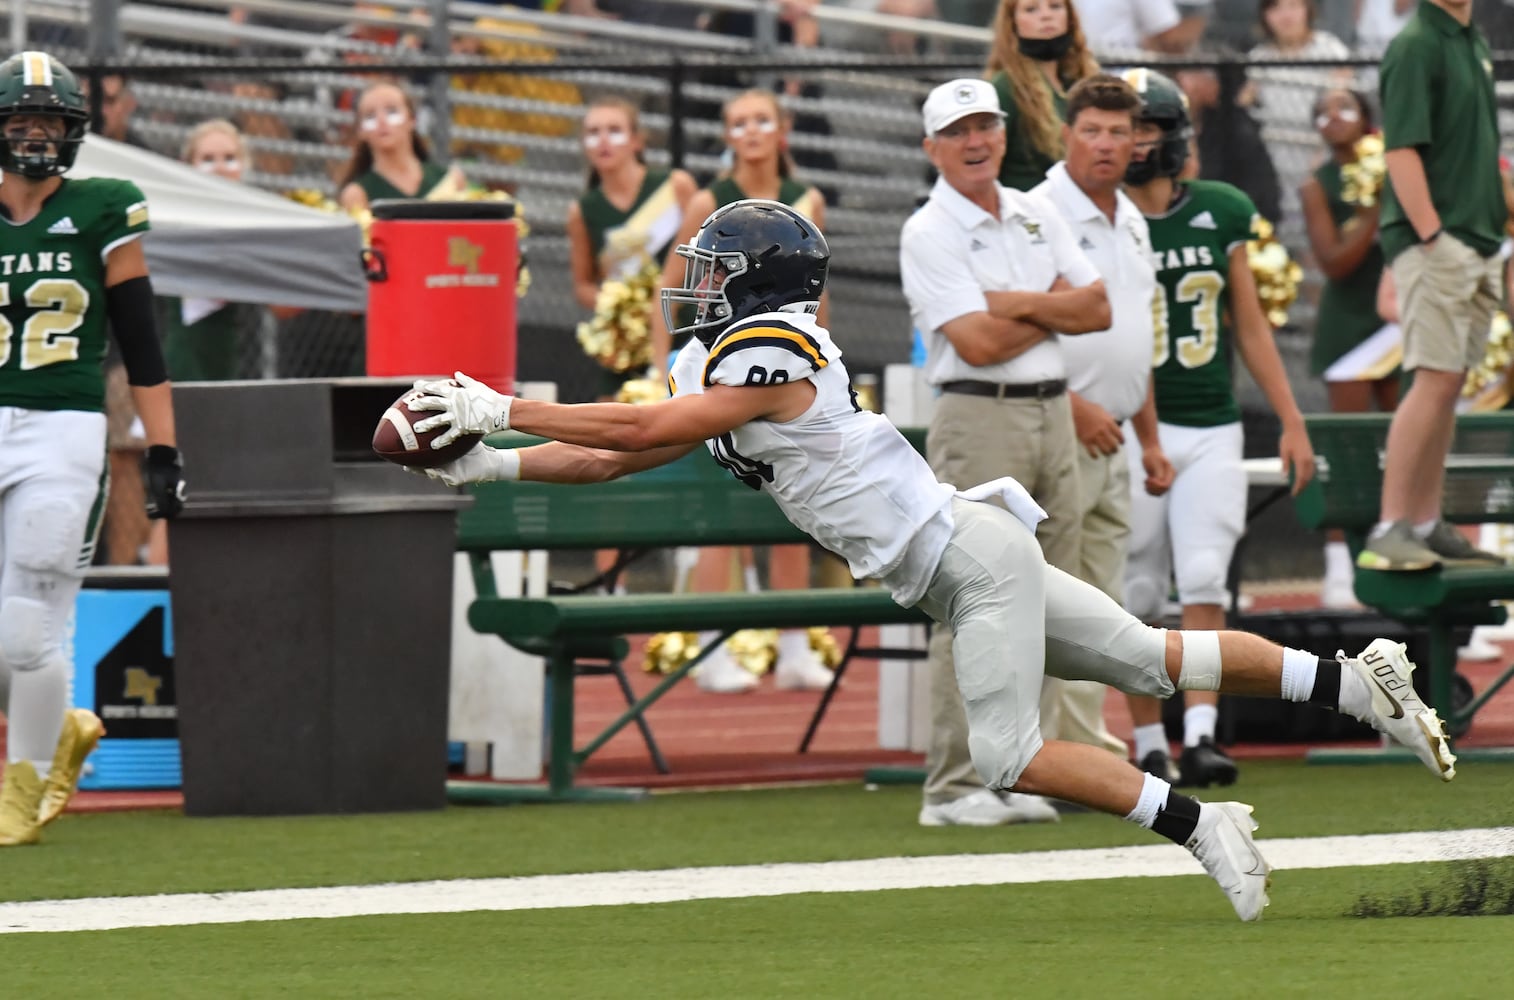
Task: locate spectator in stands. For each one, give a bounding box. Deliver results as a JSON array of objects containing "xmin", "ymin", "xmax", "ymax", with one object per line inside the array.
[
  {"xmin": 1177, "ymin": 61, "xmax": 1283, "ymax": 223},
  {"xmin": 901, "ymin": 77, "xmax": 1110, "ymax": 825},
  {"xmin": 568, "ymin": 98, "xmax": 697, "ymax": 393},
  {"xmin": 336, "ymin": 82, "xmax": 467, "ymax": 213},
  {"xmin": 1075, "ymin": 0, "xmax": 1209, "ymax": 54},
  {"xmin": 984, "ymin": 0, "xmax": 1100, "ymax": 191},
  {"xmin": 1355, "ymin": 0, "xmax": 1414, "ymax": 52},
  {"xmin": 83, "ymin": 74, "xmax": 150, "ymax": 150},
  {"xmin": 1299, "ymin": 88, "xmax": 1391, "ymax": 607},
  {"xmin": 1029, "ymin": 74, "xmax": 1175, "ymax": 766},
  {"xmin": 1358, "ymin": 0, "xmax": 1507, "ymax": 571},
  {"xmin": 649, "ymin": 88, "xmax": 835, "ymax": 694},
  {"xmin": 1248, "ymin": 0, "xmax": 1353, "ymax": 138}
]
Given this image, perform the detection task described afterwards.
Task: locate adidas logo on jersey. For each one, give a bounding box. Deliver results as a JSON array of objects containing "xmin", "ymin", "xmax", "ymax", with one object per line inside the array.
[
  {"xmin": 969, "ymin": 238, "xmax": 988, "ymax": 251},
  {"xmin": 1079, "ymin": 236, "xmax": 1095, "ymax": 250},
  {"xmin": 1189, "ymin": 210, "xmax": 1218, "ymax": 230},
  {"xmin": 46, "ymin": 216, "xmax": 78, "ymax": 235}
]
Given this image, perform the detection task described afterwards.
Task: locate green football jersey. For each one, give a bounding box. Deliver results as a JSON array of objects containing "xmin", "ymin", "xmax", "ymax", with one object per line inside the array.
[
  {"xmin": 1142, "ymin": 179, "xmax": 1260, "ymax": 428},
  {"xmin": 0, "ymin": 177, "xmax": 148, "ymax": 412}
]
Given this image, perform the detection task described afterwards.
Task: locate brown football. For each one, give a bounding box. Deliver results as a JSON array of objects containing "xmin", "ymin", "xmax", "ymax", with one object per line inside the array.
[{"xmin": 372, "ymin": 388, "xmax": 484, "ymax": 469}]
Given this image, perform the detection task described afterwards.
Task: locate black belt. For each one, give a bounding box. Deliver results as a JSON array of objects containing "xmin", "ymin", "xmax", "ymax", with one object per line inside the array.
[{"xmin": 939, "ymin": 378, "xmax": 1067, "ymax": 400}]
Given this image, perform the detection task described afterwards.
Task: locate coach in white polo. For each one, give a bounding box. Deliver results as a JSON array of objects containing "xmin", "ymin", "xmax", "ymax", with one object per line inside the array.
[
  {"xmin": 901, "ymin": 78, "xmax": 1112, "ymax": 828},
  {"xmin": 1030, "ymin": 74, "xmax": 1175, "ymax": 764}
]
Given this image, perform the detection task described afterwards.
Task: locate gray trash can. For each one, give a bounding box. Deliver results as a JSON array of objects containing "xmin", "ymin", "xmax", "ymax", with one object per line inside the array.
[{"xmin": 167, "ymin": 378, "xmax": 471, "ymax": 816}]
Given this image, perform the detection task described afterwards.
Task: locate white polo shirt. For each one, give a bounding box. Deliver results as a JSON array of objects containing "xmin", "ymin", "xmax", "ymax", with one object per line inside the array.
[
  {"xmin": 1030, "ymin": 162, "xmax": 1157, "ymax": 423},
  {"xmin": 900, "ymin": 175, "xmax": 1100, "ymax": 387},
  {"xmin": 1075, "ymin": 0, "xmax": 1180, "ymax": 54}
]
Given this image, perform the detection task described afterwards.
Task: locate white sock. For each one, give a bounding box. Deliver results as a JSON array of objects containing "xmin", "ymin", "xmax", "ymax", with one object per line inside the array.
[
  {"xmin": 1413, "ymin": 519, "xmax": 1438, "ymax": 539},
  {"xmin": 1280, "ymin": 647, "xmax": 1318, "ymax": 703},
  {"xmin": 9, "ymin": 659, "xmax": 68, "ymax": 777},
  {"xmin": 1324, "ymin": 541, "xmax": 1353, "ymax": 583},
  {"xmin": 1338, "ymin": 657, "xmax": 1373, "ymax": 719},
  {"xmin": 1124, "ymin": 771, "xmax": 1169, "ymax": 829},
  {"xmin": 1183, "ymin": 703, "xmax": 1218, "ymax": 746},
  {"xmin": 742, "ymin": 566, "xmax": 762, "ymax": 593},
  {"xmin": 1369, "ymin": 520, "xmax": 1395, "ymax": 540},
  {"xmin": 1132, "ymin": 723, "xmax": 1168, "ymax": 762}
]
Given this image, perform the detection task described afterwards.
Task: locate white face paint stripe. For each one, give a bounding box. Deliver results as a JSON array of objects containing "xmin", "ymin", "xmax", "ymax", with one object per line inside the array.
[
  {"xmin": 383, "ymin": 408, "xmax": 418, "ymax": 451},
  {"xmin": 22, "ymin": 52, "xmax": 52, "ymax": 87}
]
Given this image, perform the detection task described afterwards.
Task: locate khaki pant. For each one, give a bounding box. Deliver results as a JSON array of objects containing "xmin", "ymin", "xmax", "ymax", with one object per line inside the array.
[
  {"xmin": 923, "ymin": 390, "xmax": 1083, "ymax": 804},
  {"xmin": 1037, "ymin": 445, "xmax": 1132, "ymax": 759},
  {"xmin": 1394, "ymin": 234, "xmax": 1502, "ymax": 373}
]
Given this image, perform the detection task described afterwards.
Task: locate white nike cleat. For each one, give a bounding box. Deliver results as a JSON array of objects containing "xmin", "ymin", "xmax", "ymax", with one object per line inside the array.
[
  {"xmin": 918, "ymin": 788, "xmax": 1059, "ymax": 827},
  {"xmin": 1185, "ymin": 801, "xmax": 1272, "ymax": 921},
  {"xmin": 694, "ymin": 644, "xmax": 759, "ymax": 694},
  {"xmin": 1341, "ymin": 639, "xmax": 1457, "ymax": 782}
]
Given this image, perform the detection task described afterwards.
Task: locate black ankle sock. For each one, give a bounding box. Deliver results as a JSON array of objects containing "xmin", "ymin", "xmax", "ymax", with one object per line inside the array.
[
  {"xmin": 1151, "ymin": 790, "xmax": 1202, "ymax": 846},
  {"xmin": 1309, "ymin": 658, "xmax": 1342, "ymax": 709}
]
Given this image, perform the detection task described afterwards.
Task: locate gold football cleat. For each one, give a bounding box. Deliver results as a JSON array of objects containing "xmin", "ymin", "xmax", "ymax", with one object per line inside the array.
[
  {"xmin": 0, "ymin": 761, "xmax": 45, "ymax": 847},
  {"xmin": 37, "ymin": 709, "xmax": 106, "ymax": 827}
]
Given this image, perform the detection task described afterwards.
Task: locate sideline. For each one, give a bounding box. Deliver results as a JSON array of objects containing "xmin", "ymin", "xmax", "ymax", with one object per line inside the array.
[{"xmin": 2, "ymin": 826, "xmax": 1511, "ymax": 935}]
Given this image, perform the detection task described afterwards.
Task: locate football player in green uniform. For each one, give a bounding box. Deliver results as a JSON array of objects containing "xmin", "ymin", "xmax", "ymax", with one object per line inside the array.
[
  {"xmin": 1119, "ymin": 69, "xmax": 1315, "ymax": 787},
  {"xmin": 0, "ymin": 51, "xmax": 184, "ymax": 846}
]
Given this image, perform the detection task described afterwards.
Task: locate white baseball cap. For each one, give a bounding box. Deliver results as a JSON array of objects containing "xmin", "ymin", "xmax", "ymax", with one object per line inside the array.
[{"xmin": 922, "ymin": 78, "xmax": 1006, "ymax": 136}]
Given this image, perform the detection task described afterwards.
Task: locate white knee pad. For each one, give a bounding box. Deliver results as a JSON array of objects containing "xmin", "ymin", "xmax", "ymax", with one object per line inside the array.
[
  {"xmin": 1177, "ymin": 630, "xmax": 1222, "ymax": 692},
  {"xmin": 0, "ymin": 596, "xmax": 52, "ymax": 672},
  {"xmin": 13, "ymin": 497, "xmax": 86, "ymax": 576},
  {"xmin": 1175, "ymin": 550, "xmax": 1232, "ymax": 608},
  {"xmin": 1124, "ymin": 573, "xmax": 1167, "ymax": 622}
]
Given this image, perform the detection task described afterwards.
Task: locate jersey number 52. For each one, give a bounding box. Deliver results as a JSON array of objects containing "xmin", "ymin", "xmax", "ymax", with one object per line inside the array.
[
  {"xmin": 0, "ymin": 279, "xmax": 89, "ymax": 370},
  {"xmin": 1151, "ymin": 269, "xmax": 1222, "ymax": 369}
]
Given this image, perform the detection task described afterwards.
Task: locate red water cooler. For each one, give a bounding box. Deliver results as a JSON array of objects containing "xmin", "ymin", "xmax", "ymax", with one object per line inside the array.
[{"xmin": 363, "ymin": 199, "xmax": 517, "ymax": 392}]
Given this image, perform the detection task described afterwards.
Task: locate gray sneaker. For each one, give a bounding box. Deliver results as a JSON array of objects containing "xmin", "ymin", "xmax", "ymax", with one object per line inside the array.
[
  {"xmin": 1357, "ymin": 520, "xmax": 1440, "ymax": 572},
  {"xmin": 1422, "ymin": 520, "xmax": 1506, "ymax": 566}
]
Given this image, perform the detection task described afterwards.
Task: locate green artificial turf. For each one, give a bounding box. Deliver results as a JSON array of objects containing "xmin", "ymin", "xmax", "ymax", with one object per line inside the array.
[
  {"xmin": 1, "ymin": 760, "xmax": 1508, "ymax": 904},
  {"xmin": 1, "ymin": 864, "xmax": 1510, "ymax": 999}
]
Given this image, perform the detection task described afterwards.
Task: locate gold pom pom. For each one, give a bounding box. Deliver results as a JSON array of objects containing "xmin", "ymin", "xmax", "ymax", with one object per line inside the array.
[
  {"xmin": 807, "ymin": 627, "xmax": 843, "ymax": 670},
  {"xmin": 1247, "ymin": 217, "xmax": 1303, "ymax": 328},
  {"xmin": 1340, "ymin": 134, "xmax": 1387, "ymax": 208},
  {"xmin": 642, "ymin": 631, "xmax": 701, "ymax": 675},
  {"xmin": 576, "ymin": 259, "xmax": 661, "ymax": 373},
  {"xmin": 615, "ymin": 375, "xmax": 667, "ymax": 405},
  {"xmin": 725, "ymin": 629, "xmax": 778, "ymax": 676},
  {"xmin": 1462, "ymin": 311, "xmax": 1514, "ymax": 411}
]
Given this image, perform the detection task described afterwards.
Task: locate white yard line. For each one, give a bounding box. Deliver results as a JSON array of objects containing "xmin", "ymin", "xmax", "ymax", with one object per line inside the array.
[{"xmin": 2, "ymin": 827, "xmax": 1511, "ymax": 935}]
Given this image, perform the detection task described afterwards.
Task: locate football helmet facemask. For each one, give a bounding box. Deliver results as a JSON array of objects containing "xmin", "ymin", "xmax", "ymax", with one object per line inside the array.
[
  {"xmin": 1122, "ymin": 67, "xmax": 1192, "ymax": 185},
  {"xmin": 0, "ymin": 51, "xmax": 90, "ymax": 179},
  {"xmin": 662, "ymin": 199, "xmax": 830, "ymax": 346}
]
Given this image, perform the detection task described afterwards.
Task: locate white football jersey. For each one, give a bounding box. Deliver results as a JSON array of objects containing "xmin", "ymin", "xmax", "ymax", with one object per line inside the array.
[{"xmin": 670, "ymin": 311, "xmax": 955, "ymax": 605}]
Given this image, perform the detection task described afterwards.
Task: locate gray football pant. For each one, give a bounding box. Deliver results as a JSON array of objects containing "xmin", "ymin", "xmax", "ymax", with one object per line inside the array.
[{"xmin": 915, "ymin": 499, "xmax": 1173, "ymax": 800}]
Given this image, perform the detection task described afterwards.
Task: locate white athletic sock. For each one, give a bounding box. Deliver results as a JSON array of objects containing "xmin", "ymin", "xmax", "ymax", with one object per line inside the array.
[
  {"xmin": 1183, "ymin": 703, "xmax": 1218, "ymax": 747},
  {"xmin": 1413, "ymin": 519, "xmax": 1438, "ymax": 540},
  {"xmin": 8, "ymin": 658, "xmax": 68, "ymax": 779},
  {"xmin": 1280, "ymin": 647, "xmax": 1319, "ymax": 703},
  {"xmin": 742, "ymin": 566, "xmax": 762, "ymax": 593},
  {"xmin": 1369, "ymin": 521, "xmax": 1395, "ymax": 540},
  {"xmin": 1324, "ymin": 541, "xmax": 1353, "ymax": 583},
  {"xmin": 777, "ymin": 629, "xmax": 813, "ymax": 659},
  {"xmin": 1123, "ymin": 772, "xmax": 1169, "ymax": 829},
  {"xmin": 1132, "ymin": 723, "xmax": 1168, "ymax": 762}
]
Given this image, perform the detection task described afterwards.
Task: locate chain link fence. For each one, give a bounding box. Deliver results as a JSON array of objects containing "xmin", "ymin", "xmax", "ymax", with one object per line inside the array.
[{"xmin": 5, "ymin": 2, "xmax": 1514, "ymax": 413}]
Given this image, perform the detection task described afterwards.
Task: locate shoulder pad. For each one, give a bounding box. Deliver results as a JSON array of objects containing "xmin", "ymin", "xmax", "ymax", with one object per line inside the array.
[{"xmin": 702, "ymin": 318, "xmax": 830, "ymax": 388}]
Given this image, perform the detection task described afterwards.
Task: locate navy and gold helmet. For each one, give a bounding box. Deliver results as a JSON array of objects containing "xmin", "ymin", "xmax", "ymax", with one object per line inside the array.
[
  {"xmin": 0, "ymin": 51, "xmax": 90, "ymax": 178},
  {"xmin": 1123, "ymin": 67, "xmax": 1192, "ymax": 185},
  {"xmin": 662, "ymin": 199, "xmax": 830, "ymax": 346}
]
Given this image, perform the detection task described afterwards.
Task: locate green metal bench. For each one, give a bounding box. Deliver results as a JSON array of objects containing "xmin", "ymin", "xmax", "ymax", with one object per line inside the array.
[
  {"xmin": 1294, "ymin": 411, "xmax": 1514, "ymax": 758},
  {"xmin": 452, "ymin": 429, "xmax": 930, "ymax": 802}
]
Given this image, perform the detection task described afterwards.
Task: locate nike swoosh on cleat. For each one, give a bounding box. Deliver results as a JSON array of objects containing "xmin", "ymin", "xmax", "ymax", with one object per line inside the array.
[{"xmin": 1370, "ymin": 676, "xmax": 1405, "ymax": 719}]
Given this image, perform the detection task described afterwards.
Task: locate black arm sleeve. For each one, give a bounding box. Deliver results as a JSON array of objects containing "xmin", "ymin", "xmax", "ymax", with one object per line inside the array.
[{"xmin": 106, "ymin": 275, "xmax": 169, "ymax": 387}]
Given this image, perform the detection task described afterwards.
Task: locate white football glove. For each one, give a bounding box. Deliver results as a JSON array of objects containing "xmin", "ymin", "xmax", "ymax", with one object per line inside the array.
[
  {"xmin": 409, "ymin": 371, "xmax": 515, "ymax": 449},
  {"xmin": 409, "ymin": 443, "xmax": 521, "ymax": 487}
]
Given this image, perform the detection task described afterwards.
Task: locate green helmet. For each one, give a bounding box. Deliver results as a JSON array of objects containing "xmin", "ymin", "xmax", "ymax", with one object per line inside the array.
[
  {"xmin": 1122, "ymin": 67, "xmax": 1191, "ymax": 185},
  {"xmin": 0, "ymin": 50, "xmax": 90, "ymax": 178}
]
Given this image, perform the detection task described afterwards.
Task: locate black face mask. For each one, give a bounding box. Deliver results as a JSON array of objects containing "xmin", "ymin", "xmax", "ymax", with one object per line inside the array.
[{"xmin": 1017, "ymin": 32, "xmax": 1072, "ymax": 61}]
